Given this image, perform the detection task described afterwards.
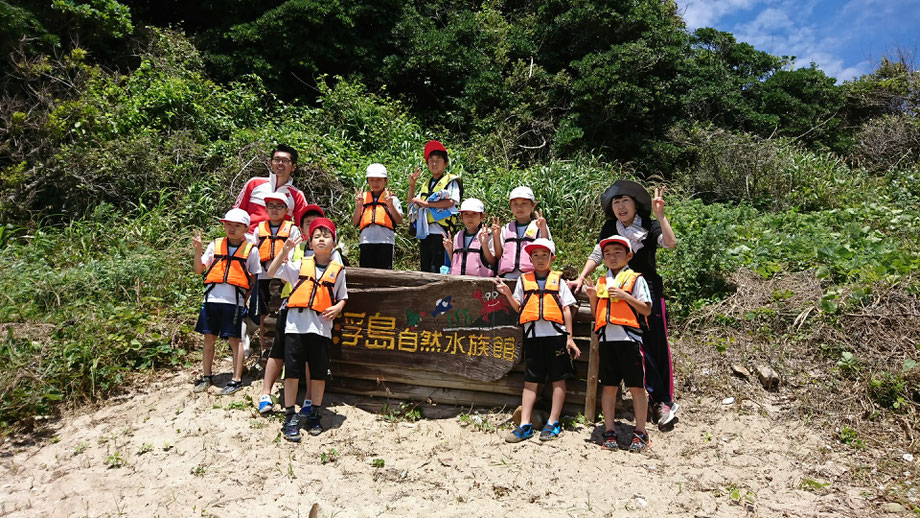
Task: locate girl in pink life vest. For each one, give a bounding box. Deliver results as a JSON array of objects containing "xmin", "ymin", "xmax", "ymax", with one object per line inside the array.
[
  {"xmin": 442, "ymin": 198, "xmax": 501, "ymax": 277},
  {"xmin": 497, "ymin": 186, "xmax": 551, "ymax": 280}
]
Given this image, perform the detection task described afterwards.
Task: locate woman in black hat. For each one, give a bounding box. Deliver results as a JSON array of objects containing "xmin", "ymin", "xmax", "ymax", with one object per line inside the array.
[{"xmin": 569, "ymin": 180, "xmax": 679, "ymax": 429}]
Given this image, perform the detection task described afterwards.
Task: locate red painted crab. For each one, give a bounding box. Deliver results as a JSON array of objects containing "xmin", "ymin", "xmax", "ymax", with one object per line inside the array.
[{"xmin": 473, "ymin": 289, "xmax": 511, "ymax": 323}]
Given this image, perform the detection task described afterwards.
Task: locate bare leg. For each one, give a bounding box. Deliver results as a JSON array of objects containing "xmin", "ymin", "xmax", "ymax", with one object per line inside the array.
[
  {"xmin": 520, "ymin": 382, "xmax": 539, "ymax": 425},
  {"xmin": 548, "ymin": 380, "xmax": 567, "ymax": 424},
  {"xmin": 284, "ymin": 377, "xmax": 299, "ymax": 408},
  {"xmin": 202, "ymin": 334, "xmax": 217, "ymax": 376},
  {"xmin": 228, "ymin": 337, "xmax": 243, "ymax": 381},
  {"xmin": 310, "ymin": 380, "xmax": 325, "ymax": 407},
  {"xmin": 261, "ymin": 358, "xmax": 282, "ymax": 396},
  {"xmin": 629, "ymin": 387, "xmax": 648, "ymax": 434},
  {"xmin": 602, "ymin": 386, "xmax": 619, "ymax": 432}
]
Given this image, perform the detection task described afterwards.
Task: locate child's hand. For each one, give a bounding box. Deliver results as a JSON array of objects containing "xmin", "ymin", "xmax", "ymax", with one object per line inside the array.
[
  {"xmin": 321, "ymin": 305, "xmax": 341, "ymax": 320},
  {"xmin": 566, "ymin": 338, "xmax": 581, "ymax": 360},
  {"xmin": 652, "ymin": 186, "xmax": 667, "ymax": 217},
  {"xmin": 477, "ymin": 226, "xmax": 490, "ymax": 245},
  {"xmin": 409, "ymin": 167, "xmax": 421, "ymax": 184},
  {"xmin": 607, "ymin": 286, "xmax": 629, "ymax": 300},
  {"xmin": 413, "ymin": 197, "xmax": 429, "ymax": 208},
  {"xmin": 535, "ymin": 210, "xmax": 548, "ymax": 233},
  {"xmin": 493, "ymin": 278, "xmax": 512, "ymax": 298},
  {"xmin": 384, "ymin": 189, "xmax": 394, "ymax": 206},
  {"xmin": 490, "ymin": 216, "xmax": 502, "ymax": 235},
  {"xmin": 442, "ymin": 231, "xmax": 453, "ymax": 254},
  {"xmin": 583, "ymin": 280, "xmax": 597, "ymax": 298},
  {"xmin": 192, "ymin": 229, "xmax": 203, "ymax": 251},
  {"xmin": 354, "ymin": 187, "xmax": 365, "ymax": 207},
  {"xmin": 283, "ymin": 234, "xmax": 303, "ymax": 253}
]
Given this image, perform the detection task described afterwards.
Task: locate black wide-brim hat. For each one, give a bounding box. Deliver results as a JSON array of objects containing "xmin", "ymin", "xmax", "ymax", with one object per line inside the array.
[{"xmin": 601, "ymin": 180, "xmax": 651, "ymax": 220}]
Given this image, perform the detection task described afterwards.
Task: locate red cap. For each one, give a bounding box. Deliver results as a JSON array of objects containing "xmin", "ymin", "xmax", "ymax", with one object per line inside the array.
[
  {"xmin": 424, "ymin": 140, "xmax": 447, "ymax": 161},
  {"xmin": 599, "ymin": 235, "xmax": 632, "ymax": 253},
  {"xmin": 308, "ymin": 217, "xmax": 336, "ymax": 241},
  {"xmin": 303, "ymin": 204, "xmax": 325, "ymax": 217}
]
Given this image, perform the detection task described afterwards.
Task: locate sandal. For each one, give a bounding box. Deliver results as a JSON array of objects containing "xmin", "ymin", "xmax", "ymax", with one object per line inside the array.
[
  {"xmin": 602, "ymin": 430, "xmax": 618, "ymax": 450},
  {"xmin": 539, "ymin": 421, "xmax": 562, "ymax": 441},
  {"xmin": 504, "ymin": 424, "xmax": 534, "ymax": 443}
]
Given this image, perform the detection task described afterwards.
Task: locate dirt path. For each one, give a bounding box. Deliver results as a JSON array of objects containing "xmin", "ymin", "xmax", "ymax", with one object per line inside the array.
[{"xmin": 1, "ymin": 361, "xmax": 873, "ymax": 518}]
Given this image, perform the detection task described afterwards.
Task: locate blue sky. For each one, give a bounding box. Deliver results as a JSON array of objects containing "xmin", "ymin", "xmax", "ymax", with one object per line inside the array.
[{"xmin": 676, "ymin": 0, "xmax": 920, "ymax": 81}]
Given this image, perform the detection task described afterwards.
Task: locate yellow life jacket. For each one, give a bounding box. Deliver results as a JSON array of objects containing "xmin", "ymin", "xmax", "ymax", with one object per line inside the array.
[
  {"xmin": 418, "ymin": 173, "xmax": 460, "ymax": 229},
  {"xmin": 359, "ymin": 191, "xmax": 395, "ymax": 230},
  {"xmin": 518, "ymin": 271, "xmax": 565, "ymax": 329},
  {"xmin": 257, "ymin": 220, "xmax": 294, "ymax": 264},
  {"xmin": 593, "ymin": 268, "xmax": 645, "ymax": 333},
  {"xmin": 287, "ymin": 256, "xmax": 343, "ymax": 312}
]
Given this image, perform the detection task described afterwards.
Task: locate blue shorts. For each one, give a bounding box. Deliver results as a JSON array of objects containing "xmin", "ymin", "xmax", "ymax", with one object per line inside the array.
[{"xmin": 195, "ymin": 302, "xmax": 245, "ymax": 339}]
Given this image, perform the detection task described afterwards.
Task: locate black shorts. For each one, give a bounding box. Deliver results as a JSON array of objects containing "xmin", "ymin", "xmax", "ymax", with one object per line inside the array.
[
  {"xmin": 194, "ymin": 302, "xmax": 244, "ymax": 338},
  {"xmin": 523, "ymin": 335, "xmax": 574, "ymax": 383},
  {"xmin": 284, "ymin": 333, "xmax": 331, "ymax": 381},
  {"xmin": 599, "ymin": 340, "xmax": 645, "ymax": 388},
  {"xmin": 359, "ymin": 243, "xmax": 394, "ymax": 269},
  {"xmin": 268, "ymin": 307, "xmax": 288, "ymax": 360}
]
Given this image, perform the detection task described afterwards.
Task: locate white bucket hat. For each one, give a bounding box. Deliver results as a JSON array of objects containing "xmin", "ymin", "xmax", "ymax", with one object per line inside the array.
[
  {"xmin": 220, "ymin": 208, "xmax": 251, "ymax": 227},
  {"xmin": 509, "ymin": 186, "xmax": 535, "ymax": 201},
  {"xmin": 366, "ymin": 163, "xmax": 388, "ymax": 178},
  {"xmin": 459, "ymin": 198, "xmax": 485, "ymax": 213}
]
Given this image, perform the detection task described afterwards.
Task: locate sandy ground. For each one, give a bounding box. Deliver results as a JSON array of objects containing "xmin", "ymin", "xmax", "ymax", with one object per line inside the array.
[{"xmin": 1, "ymin": 359, "xmax": 876, "ymax": 518}]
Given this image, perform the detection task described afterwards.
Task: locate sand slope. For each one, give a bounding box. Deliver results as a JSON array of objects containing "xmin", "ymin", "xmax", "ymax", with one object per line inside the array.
[{"xmin": 1, "ymin": 364, "xmax": 871, "ymax": 518}]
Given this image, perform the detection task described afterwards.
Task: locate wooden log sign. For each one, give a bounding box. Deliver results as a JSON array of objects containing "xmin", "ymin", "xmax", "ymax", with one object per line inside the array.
[{"xmin": 331, "ymin": 275, "xmax": 522, "ymax": 382}]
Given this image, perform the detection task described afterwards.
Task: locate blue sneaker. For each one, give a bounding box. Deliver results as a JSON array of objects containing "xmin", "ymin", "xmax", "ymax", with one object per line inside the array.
[
  {"xmin": 258, "ymin": 395, "xmax": 273, "ymax": 414},
  {"xmin": 505, "ymin": 423, "xmax": 534, "ymax": 443}
]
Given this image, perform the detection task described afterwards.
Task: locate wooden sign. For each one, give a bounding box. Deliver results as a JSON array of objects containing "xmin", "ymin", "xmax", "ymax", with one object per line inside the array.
[{"xmin": 331, "ymin": 274, "xmax": 522, "ymax": 382}]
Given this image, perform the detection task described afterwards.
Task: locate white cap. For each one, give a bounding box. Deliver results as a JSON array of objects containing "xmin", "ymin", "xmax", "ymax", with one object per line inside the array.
[
  {"xmin": 459, "ymin": 198, "xmax": 485, "ymax": 213},
  {"xmin": 524, "ymin": 238, "xmax": 555, "ymax": 256},
  {"xmin": 366, "ymin": 163, "xmax": 388, "ymax": 178},
  {"xmin": 509, "ymin": 186, "xmax": 535, "ymax": 201},
  {"xmin": 220, "ymin": 208, "xmax": 251, "ymax": 226},
  {"xmin": 599, "ymin": 235, "xmax": 632, "ymax": 253},
  {"xmin": 263, "ymin": 192, "xmax": 293, "ymax": 210}
]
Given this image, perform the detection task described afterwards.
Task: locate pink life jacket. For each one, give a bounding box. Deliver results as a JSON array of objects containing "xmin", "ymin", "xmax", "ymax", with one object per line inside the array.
[
  {"xmin": 497, "ymin": 220, "xmax": 539, "ymax": 277},
  {"xmin": 450, "ymin": 229, "xmax": 494, "ymax": 277}
]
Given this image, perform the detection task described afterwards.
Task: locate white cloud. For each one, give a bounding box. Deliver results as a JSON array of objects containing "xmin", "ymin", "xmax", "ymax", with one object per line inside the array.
[{"xmin": 679, "ymin": 0, "xmax": 761, "ymax": 29}]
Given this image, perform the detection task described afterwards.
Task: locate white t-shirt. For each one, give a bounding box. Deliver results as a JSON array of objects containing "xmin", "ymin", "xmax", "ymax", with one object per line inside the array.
[
  {"xmin": 360, "ymin": 194, "xmax": 403, "ymax": 245},
  {"xmin": 512, "ymin": 273, "xmax": 576, "ymax": 337},
  {"xmin": 256, "ymin": 223, "xmax": 302, "ymax": 280},
  {"xmin": 598, "ymin": 269, "xmax": 651, "ymax": 342},
  {"xmin": 201, "ymin": 240, "xmax": 262, "ymax": 306},
  {"xmin": 274, "ymin": 259, "xmax": 348, "ymax": 337}
]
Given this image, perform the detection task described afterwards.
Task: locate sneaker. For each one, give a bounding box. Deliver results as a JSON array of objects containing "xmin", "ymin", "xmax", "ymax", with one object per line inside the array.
[
  {"xmin": 220, "ymin": 380, "xmax": 243, "ymax": 395},
  {"xmin": 539, "ymin": 421, "xmax": 562, "ymax": 441},
  {"xmin": 192, "ymin": 376, "xmax": 212, "ymax": 393},
  {"xmin": 601, "ymin": 430, "xmax": 618, "ymax": 450},
  {"xmin": 629, "ymin": 431, "xmax": 650, "ymax": 453},
  {"xmin": 504, "ymin": 424, "xmax": 534, "ymax": 443},
  {"xmin": 306, "ymin": 410, "xmax": 323, "ymax": 436},
  {"xmin": 258, "ymin": 395, "xmax": 273, "ymax": 414},
  {"xmin": 283, "ymin": 413, "xmax": 301, "ymax": 442},
  {"xmin": 658, "ymin": 401, "xmax": 680, "ymax": 427}
]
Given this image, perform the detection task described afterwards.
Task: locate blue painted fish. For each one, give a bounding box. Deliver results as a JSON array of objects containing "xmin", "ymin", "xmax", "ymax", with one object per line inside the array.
[{"xmin": 430, "ymin": 296, "xmax": 453, "ymax": 317}]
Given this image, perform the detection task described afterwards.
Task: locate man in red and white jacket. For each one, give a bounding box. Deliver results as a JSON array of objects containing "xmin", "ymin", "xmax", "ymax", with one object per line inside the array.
[{"xmin": 234, "ymin": 144, "xmax": 309, "ymax": 233}]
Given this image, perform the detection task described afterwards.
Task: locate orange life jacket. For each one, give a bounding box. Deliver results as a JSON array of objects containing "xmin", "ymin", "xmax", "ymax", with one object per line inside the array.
[
  {"xmin": 257, "ymin": 220, "xmax": 294, "ymax": 263},
  {"xmin": 518, "ymin": 271, "xmax": 565, "ymax": 327},
  {"xmin": 359, "ymin": 192, "xmax": 395, "ymax": 230},
  {"xmin": 593, "ymin": 269, "xmax": 645, "ymax": 333},
  {"xmin": 287, "ymin": 256, "xmax": 344, "ymax": 312},
  {"xmin": 203, "ymin": 237, "xmax": 253, "ymax": 290}
]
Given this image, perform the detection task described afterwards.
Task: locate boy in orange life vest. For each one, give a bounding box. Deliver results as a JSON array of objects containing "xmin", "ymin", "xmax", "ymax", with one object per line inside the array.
[
  {"xmin": 584, "ymin": 235, "xmax": 653, "ymax": 453},
  {"xmin": 494, "ymin": 238, "xmax": 580, "ymax": 442},
  {"xmin": 254, "ymin": 192, "xmax": 302, "ymax": 351},
  {"xmin": 267, "ymin": 218, "xmax": 347, "ymax": 442},
  {"xmin": 442, "ymin": 198, "xmax": 501, "ymax": 277},
  {"xmin": 191, "ymin": 208, "xmax": 262, "ymax": 395},
  {"xmin": 352, "ymin": 163, "xmax": 403, "ymax": 269}
]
